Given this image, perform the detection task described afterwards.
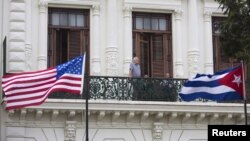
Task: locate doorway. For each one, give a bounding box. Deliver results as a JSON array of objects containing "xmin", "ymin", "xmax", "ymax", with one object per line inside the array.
[{"xmin": 133, "ymin": 32, "xmax": 172, "ymax": 78}]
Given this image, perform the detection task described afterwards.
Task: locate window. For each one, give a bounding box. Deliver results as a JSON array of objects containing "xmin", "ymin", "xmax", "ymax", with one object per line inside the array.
[
  {"xmin": 48, "ymin": 8, "xmax": 89, "ymax": 28},
  {"xmin": 212, "ymin": 17, "xmax": 250, "ymax": 80},
  {"xmin": 48, "ymin": 8, "xmax": 89, "ymax": 73},
  {"xmin": 133, "ymin": 12, "xmax": 172, "ymax": 78},
  {"xmin": 133, "ymin": 13, "xmax": 171, "ymax": 32}
]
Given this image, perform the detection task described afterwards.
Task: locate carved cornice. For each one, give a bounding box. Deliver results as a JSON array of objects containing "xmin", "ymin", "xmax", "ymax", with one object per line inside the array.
[{"xmin": 6, "ymin": 100, "xmax": 249, "ymax": 127}]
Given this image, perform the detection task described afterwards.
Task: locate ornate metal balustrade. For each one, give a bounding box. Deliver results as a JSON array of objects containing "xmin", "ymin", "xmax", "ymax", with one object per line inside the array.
[{"xmin": 49, "ymin": 76, "xmax": 187, "ymax": 101}]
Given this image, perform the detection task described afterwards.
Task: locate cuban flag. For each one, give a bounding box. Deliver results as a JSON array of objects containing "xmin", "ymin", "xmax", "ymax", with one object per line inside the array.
[{"xmin": 179, "ymin": 66, "xmax": 243, "ymax": 101}]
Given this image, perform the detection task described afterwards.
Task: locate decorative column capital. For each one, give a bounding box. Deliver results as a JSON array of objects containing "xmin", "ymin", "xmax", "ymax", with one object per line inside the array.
[
  {"xmin": 174, "ymin": 9, "xmax": 183, "ymax": 20},
  {"xmin": 204, "ymin": 10, "xmax": 212, "ymax": 22},
  {"xmin": 188, "ymin": 51, "xmax": 200, "ymax": 77},
  {"xmin": 65, "ymin": 121, "xmax": 76, "ymax": 141},
  {"xmin": 38, "ymin": 56, "xmax": 47, "ymax": 70},
  {"xmin": 92, "ymin": 4, "xmax": 100, "ymax": 16},
  {"xmin": 39, "ymin": 0, "xmax": 48, "ymax": 12},
  {"xmin": 153, "ymin": 122, "xmax": 163, "ymax": 141},
  {"xmin": 123, "ymin": 6, "xmax": 132, "ymax": 18}
]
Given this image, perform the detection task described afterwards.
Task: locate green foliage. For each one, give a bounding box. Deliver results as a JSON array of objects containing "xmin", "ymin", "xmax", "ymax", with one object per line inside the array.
[{"xmin": 215, "ymin": 0, "xmax": 250, "ymax": 63}]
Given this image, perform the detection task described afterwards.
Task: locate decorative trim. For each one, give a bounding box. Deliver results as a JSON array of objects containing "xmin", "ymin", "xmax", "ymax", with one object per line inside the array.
[
  {"xmin": 175, "ymin": 61, "xmax": 184, "ymax": 78},
  {"xmin": 6, "ymin": 100, "xmax": 249, "ymax": 128},
  {"xmin": 65, "ymin": 121, "xmax": 76, "ymax": 141},
  {"xmin": 204, "ymin": 62, "xmax": 213, "ymax": 74},
  {"xmin": 38, "ymin": 56, "xmax": 47, "ymax": 70},
  {"xmin": 174, "ymin": 9, "xmax": 183, "ymax": 20},
  {"xmin": 204, "ymin": 11, "xmax": 212, "ymax": 22},
  {"xmin": 92, "ymin": 4, "xmax": 100, "ymax": 16},
  {"xmin": 123, "ymin": 5, "xmax": 132, "ymax": 18},
  {"xmin": 92, "ymin": 57, "xmax": 101, "ymax": 75},
  {"xmin": 188, "ymin": 51, "xmax": 200, "ymax": 77},
  {"xmin": 25, "ymin": 43, "xmax": 32, "ymax": 70},
  {"xmin": 106, "ymin": 47, "xmax": 119, "ymax": 76},
  {"xmin": 39, "ymin": 0, "xmax": 48, "ymax": 13},
  {"xmin": 153, "ymin": 122, "xmax": 163, "ymax": 141}
]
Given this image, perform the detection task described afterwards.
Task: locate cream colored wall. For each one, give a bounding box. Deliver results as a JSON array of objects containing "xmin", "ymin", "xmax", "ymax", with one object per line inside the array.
[
  {"xmin": 4, "ymin": 0, "xmax": 222, "ymax": 77},
  {"xmin": 1, "ymin": 1, "xmax": 233, "ymax": 141}
]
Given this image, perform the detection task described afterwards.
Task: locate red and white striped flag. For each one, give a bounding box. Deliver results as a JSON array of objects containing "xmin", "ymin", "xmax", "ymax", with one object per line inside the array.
[{"xmin": 2, "ymin": 55, "xmax": 85, "ymax": 110}]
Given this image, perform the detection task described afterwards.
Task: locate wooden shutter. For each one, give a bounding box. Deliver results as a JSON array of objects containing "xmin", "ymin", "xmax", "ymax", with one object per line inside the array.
[
  {"xmin": 48, "ymin": 28, "xmax": 57, "ymax": 67},
  {"xmin": 68, "ymin": 29, "xmax": 90, "ymax": 74},
  {"xmin": 133, "ymin": 33, "xmax": 142, "ymax": 59},
  {"xmin": 151, "ymin": 34, "xmax": 172, "ymax": 78},
  {"xmin": 213, "ymin": 35, "xmax": 241, "ymax": 71},
  {"xmin": 165, "ymin": 34, "xmax": 172, "ymax": 77},
  {"xmin": 151, "ymin": 34, "xmax": 164, "ymax": 77},
  {"xmin": 68, "ymin": 30, "xmax": 83, "ymax": 60}
]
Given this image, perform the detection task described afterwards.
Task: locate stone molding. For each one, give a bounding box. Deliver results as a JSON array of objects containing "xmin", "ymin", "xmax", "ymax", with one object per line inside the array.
[{"xmin": 6, "ymin": 100, "xmax": 249, "ymax": 127}]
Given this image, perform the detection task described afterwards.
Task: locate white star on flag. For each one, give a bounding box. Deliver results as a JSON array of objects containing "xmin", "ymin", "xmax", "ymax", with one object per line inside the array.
[{"xmin": 232, "ymin": 74, "xmax": 242, "ymax": 87}]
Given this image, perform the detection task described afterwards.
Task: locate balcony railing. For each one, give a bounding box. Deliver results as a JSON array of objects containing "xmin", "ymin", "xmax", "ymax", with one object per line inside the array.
[
  {"xmin": 48, "ymin": 76, "xmax": 250, "ymax": 102},
  {"xmin": 49, "ymin": 76, "xmax": 187, "ymax": 101}
]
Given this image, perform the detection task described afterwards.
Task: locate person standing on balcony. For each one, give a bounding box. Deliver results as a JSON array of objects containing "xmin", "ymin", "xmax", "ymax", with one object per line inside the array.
[
  {"xmin": 129, "ymin": 57, "xmax": 141, "ymax": 77},
  {"xmin": 129, "ymin": 57, "xmax": 142, "ymax": 100}
]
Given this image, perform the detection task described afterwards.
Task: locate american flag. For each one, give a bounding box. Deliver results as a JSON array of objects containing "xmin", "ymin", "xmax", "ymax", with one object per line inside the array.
[{"xmin": 2, "ymin": 55, "xmax": 85, "ymax": 110}]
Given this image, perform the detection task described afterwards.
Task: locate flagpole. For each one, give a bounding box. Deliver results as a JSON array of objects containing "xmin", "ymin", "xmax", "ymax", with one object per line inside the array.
[
  {"xmin": 85, "ymin": 72, "xmax": 89, "ymax": 141},
  {"xmin": 241, "ymin": 60, "xmax": 248, "ymax": 125},
  {"xmin": 80, "ymin": 53, "xmax": 89, "ymax": 141}
]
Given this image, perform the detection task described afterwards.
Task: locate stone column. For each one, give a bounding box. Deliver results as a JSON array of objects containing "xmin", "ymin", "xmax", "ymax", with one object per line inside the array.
[
  {"xmin": 204, "ymin": 11, "xmax": 213, "ymax": 74},
  {"xmin": 25, "ymin": 0, "xmax": 32, "ymax": 71},
  {"xmin": 188, "ymin": 0, "xmax": 200, "ymax": 77},
  {"xmin": 123, "ymin": 6, "xmax": 132, "ymax": 76},
  {"xmin": 106, "ymin": 0, "xmax": 118, "ymax": 76},
  {"xmin": 174, "ymin": 9, "xmax": 184, "ymax": 78},
  {"xmin": 38, "ymin": 0, "xmax": 48, "ymax": 69},
  {"xmin": 91, "ymin": 4, "xmax": 101, "ymax": 75}
]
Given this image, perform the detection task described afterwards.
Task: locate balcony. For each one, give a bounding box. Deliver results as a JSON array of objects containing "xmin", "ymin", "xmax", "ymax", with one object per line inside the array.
[
  {"xmin": 49, "ymin": 76, "xmax": 250, "ymax": 102},
  {"xmin": 7, "ymin": 76, "xmax": 250, "ymax": 130}
]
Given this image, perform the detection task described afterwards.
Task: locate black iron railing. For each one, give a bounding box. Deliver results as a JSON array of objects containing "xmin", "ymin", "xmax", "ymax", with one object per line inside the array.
[
  {"xmin": 49, "ymin": 76, "xmax": 187, "ymax": 101},
  {"xmin": 48, "ymin": 76, "xmax": 250, "ymax": 102}
]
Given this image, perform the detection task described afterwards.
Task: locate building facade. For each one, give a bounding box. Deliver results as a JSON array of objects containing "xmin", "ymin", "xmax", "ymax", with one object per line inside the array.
[{"xmin": 0, "ymin": 0, "xmax": 249, "ymax": 141}]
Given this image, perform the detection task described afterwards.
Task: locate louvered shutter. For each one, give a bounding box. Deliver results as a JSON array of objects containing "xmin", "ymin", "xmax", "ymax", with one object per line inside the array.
[
  {"xmin": 151, "ymin": 34, "xmax": 164, "ymax": 77},
  {"xmin": 68, "ymin": 30, "xmax": 83, "ymax": 60}
]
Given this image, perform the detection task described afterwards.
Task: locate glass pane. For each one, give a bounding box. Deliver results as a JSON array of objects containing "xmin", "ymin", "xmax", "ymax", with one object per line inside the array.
[
  {"xmin": 135, "ymin": 17, "xmax": 143, "ymax": 29},
  {"xmin": 144, "ymin": 17, "xmax": 150, "ymax": 30},
  {"xmin": 153, "ymin": 36, "xmax": 163, "ymax": 60},
  {"xmin": 159, "ymin": 19, "xmax": 167, "ymax": 31},
  {"xmin": 152, "ymin": 18, "xmax": 158, "ymax": 30},
  {"xmin": 76, "ymin": 14, "xmax": 84, "ymax": 27},
  {"xmin": 60, "ymin": 13, "xmax": 68, "ymax": 26},
  {"xmin": 69, "ymin": 14, "xmax": 76, "ymax": 26},
  {"xmin": 52, "ymin": 13, "xmax": 60, "ymax": 25}
]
